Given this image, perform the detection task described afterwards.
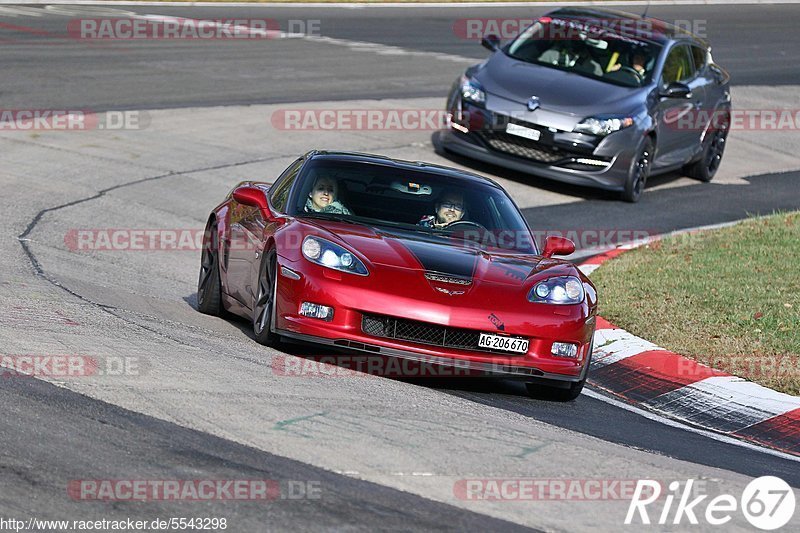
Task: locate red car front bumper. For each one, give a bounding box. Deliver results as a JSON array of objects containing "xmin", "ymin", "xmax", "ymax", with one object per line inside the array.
[{"xmin": 274, "ymin": 257, "xmax": 595, "ymax": 381}]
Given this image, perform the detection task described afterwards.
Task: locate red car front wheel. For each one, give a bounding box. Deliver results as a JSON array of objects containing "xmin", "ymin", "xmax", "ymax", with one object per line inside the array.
[
  {"xmin": 253, "ymin": 249, "xmax": 280, "ymax": 347},
  {"xmin": 197, "ymin": 222, "xmax": 223, "ymax": 316}
]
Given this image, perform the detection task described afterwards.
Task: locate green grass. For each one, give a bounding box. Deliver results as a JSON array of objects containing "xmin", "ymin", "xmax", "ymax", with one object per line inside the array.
[{"xmin": 591, "ymin": 212, "xmax": 800, "ymax": 396}]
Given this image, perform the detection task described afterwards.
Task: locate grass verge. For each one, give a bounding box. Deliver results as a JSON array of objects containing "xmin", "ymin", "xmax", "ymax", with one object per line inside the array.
[{"xmin": 591, "ymin": 212, "xmax": 800, "ymax": 396}]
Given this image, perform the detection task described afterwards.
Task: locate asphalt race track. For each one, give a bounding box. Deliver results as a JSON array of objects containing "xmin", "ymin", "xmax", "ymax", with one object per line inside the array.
[
  {"xmin": 1, "ymin": 3, "xmax": 800, "ymax": 531},
  {"xmin": 3, "ymin": 3, "xmax": 800, "ymax": 109}
]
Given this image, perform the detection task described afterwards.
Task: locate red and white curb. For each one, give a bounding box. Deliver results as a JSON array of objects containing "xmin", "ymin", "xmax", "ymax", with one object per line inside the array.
[{"xmin": 579, "ymin": 236, "xmax": 800, "ymax": 457}]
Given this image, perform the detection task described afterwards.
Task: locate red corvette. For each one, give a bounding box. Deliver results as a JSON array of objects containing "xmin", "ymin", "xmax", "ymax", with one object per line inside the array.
[{"xmin": 197, "ymin": 151, "xmax": 597, "ymax": 400}]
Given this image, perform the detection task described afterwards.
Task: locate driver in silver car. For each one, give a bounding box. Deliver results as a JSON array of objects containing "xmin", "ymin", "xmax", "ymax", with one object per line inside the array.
[
  {"xmin": 610, "ymin": 51, "xmax": 648, "ymax": 78},
  {"xmin": 418, "ymin": 190, "xmax": 466, "ymax": 228},
  {"xmin": 538, "ymin": 41, "xmax": 603, "ymax": 77}
]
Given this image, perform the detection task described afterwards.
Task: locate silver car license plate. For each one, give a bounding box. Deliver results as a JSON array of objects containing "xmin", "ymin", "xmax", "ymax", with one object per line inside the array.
[{"xmin": 506, "ymin": 123, "xmax": 541, "ymax": 141}]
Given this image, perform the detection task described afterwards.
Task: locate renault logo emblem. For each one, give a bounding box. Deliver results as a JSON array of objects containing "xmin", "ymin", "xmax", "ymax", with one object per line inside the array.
[{"xmin": 527, "ymin": 96, "xmax": 540, "ymax": 112}]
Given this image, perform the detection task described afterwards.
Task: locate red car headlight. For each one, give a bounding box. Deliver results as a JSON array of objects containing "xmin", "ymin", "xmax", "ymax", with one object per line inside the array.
[
  {"xmin": 528, "ymin": 276, "xmax": 585, "ymax": 305},
  {"xmin": 302, "ymin": 236, "xmax": 369, "ymax": 276}
]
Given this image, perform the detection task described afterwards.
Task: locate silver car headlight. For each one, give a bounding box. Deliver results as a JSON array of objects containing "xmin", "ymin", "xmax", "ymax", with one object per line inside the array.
[
  {"xmin": 573, "ymin": 116, "xmax": 634, "ymax": 136},
  {"xmin": 528, "ymin": 276, "xmax": 585, "ymax": 305},
  {"xmin": 302, "ymin": 236, "xmax": 368, "ymax": 276},
  {"xmin": 459, "ymin": 75, "xmax": 486, "ymax": 105}
]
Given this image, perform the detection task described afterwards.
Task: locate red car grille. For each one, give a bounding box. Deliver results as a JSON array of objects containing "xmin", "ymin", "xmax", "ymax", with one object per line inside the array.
[{"xmin": 361, "ymin": 313, "xmax": 519, "ymax": 355}]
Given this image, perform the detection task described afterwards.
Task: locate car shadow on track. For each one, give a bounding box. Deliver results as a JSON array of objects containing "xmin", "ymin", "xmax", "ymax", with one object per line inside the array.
[
  {"xmin": 430, "ymin": 131, "xmax": 688, "ymax": 202},
  {"xmin": 521, "ymin": 169, "xmax": 800, "ymax": 244},
  {"xmin": 182, "ymin": 295, "xmax": 564, "ymax": 402}
]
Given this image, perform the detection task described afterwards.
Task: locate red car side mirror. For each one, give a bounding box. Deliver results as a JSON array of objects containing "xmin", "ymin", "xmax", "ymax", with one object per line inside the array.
[
  {"xmin": 542, "ymin": 236, "xmax": 576, "ymax": 258},
  {"xmin": 232, "ymin": 186, "xmax": 276, "ymax": 222}
]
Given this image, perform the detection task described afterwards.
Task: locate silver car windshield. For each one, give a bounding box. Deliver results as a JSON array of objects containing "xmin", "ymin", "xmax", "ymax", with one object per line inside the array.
[{"xmin": 506, "ymin": 19, "xmax": 662, "ymax": 88}]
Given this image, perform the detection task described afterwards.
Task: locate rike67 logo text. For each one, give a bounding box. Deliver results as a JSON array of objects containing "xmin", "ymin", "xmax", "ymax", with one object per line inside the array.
[{"xmin": 626, "ymin": 477, "xmax": 795, "ymax": 530}]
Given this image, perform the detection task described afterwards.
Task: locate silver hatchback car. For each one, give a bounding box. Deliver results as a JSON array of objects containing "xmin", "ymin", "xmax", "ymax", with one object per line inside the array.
[{"xmin": 441, "ymin": 7, "xmax": 731, "ymax": 202}]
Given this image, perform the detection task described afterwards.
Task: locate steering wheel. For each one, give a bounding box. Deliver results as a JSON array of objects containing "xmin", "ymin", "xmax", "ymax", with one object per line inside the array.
[
  {"xmin": 444, "ymin": 220, "xmax": 487, "ymax": 231},
  {"xmin": 618, "ymin": 66, "xmax": 644, "ymax": 82}
]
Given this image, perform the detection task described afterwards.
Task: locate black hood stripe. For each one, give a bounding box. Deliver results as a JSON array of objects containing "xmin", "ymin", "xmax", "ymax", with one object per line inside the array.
[{"xmin": 399, "ymin": 239, "xmax": 477, "ymax": 280}]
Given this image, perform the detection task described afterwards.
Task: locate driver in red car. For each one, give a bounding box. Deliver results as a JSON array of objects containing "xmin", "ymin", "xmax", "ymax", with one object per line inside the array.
[
  {"xmin": 304, "ymin": 175, "xmax": 352, "ymax": 215},
  {"xmin": 418, "ymin": 190, "xmax": 466, "ymax": 228}
]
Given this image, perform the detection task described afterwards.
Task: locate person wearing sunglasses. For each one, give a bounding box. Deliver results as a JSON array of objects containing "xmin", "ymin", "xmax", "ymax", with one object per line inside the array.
[{"xmin": 418, "ymin": 190, "xmax": 466, "ymax": 228}]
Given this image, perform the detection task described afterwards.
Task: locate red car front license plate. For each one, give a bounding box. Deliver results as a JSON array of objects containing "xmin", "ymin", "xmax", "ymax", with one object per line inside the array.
[{"xmin": 477, "ymin": 333, "xmax": 529, "ymax": 354}]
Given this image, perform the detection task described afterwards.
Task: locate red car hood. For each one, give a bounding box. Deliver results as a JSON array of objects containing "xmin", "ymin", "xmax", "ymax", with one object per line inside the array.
[{"xmin": 308, "ymin": 221, "xmax": 577, "ymax": 287}]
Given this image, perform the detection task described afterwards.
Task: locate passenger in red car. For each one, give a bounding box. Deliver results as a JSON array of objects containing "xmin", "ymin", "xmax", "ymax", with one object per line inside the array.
[
  {"xmin": 419, "ymin": 190, "xmax": 466, "ymax": 228},
  {"xmin": 304, "ymin": 176, "xmax": 352, "ymax": 215}
]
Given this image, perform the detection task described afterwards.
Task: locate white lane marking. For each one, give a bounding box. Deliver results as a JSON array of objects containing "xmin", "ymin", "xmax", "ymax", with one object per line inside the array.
[
  {"xmin": 0, "ymin": 5, "xmax": 136, "ymax": 17},
  {"xmin": 0, "ymin": 6, "xmax": 47, "ymax": 17},
  {"xmin": 133, "ymin": 14, "xmax": 283, "ymax": 38},
  {"xmin": 592, "ymin": 328, "xmax": 662, "ymax": 367},
  {"xmin": 582, "ymin": 388, "xmax": 800, "ymax": 463},
  {"xmin": 302, "ymin": 34, "xmax": 474, "ymax": 64},
  {"xmin": 0, "ymin": 4, "xmax": 473, "ymax": 64},
  {"xmin": 647, "ymin": 376, "xmax": 800, "ymax": 426},
  {"xmin": 334, "ymin": 470, "xmax": 362, "ymax": 476},
  {"xmin": 576, "ymin": 220, "xmax": 743, "ymax": 266},
  {"xmin": 124, "ymin": 13, "xmax": 476, "ymax": 64},
  {"xmin": 336, "ymin": 470, "xmax": 435, "ymax": 477},
  {"xmin": 44, "ymin": 5, "xmax": 137, "ymax": 16},
  {"xmin": 593, "ymin": 327, "xmax": 621, "ymax": 346},
  {"xmin": 577, "ymin": 263, "xmax": 599, "ymax": 276},
  {"xmin": 0, "ymin": 6, "xmax": 472, "ymax": 65}
]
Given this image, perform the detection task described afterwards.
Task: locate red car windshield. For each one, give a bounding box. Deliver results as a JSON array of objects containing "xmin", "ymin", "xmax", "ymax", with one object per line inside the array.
[{"xmin": 292, "ymin": 159, "xmax": 537, "ymax": 254}]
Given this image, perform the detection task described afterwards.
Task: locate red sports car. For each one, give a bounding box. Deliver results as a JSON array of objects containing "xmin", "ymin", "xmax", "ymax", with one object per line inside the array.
[{"xmin": 197, "ymin": 151, "xmax": 597, "ymax": 400}]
